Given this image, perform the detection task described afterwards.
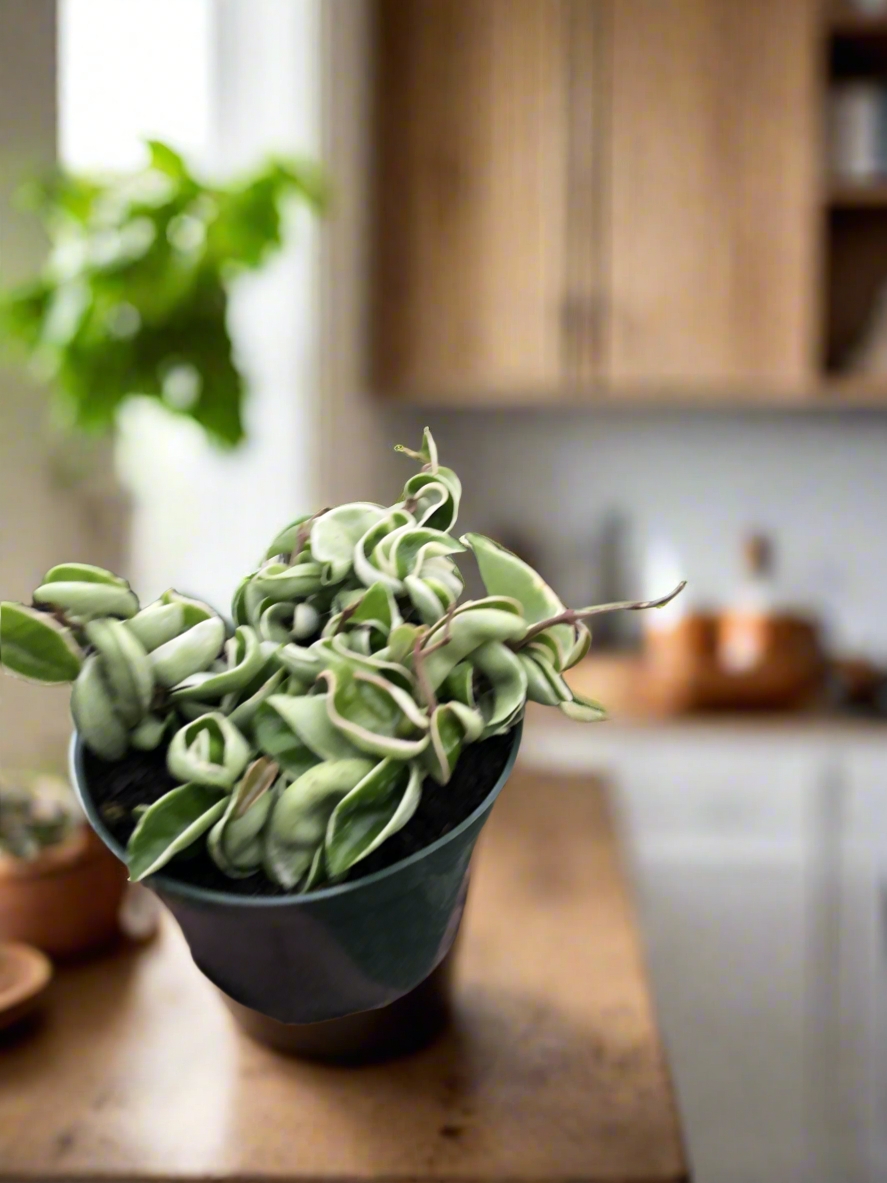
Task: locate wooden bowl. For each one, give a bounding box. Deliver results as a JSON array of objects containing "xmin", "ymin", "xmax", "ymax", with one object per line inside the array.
[{"xmin": 0, "ymin": 942, "xmax": 52, "ymax": 1031}]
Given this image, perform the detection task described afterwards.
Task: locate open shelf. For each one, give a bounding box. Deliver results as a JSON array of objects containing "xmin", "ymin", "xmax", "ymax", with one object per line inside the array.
[
  {"xmin": 831, "ymin": 12, "xmax": 887, "ymax": 38},
  {"xmin": 829, "ymin": 180, "xmax": 887, "ymax": 207},
  {"xmin": 830, "ymin": 1, "xmax": 887, "ymax": 36}
]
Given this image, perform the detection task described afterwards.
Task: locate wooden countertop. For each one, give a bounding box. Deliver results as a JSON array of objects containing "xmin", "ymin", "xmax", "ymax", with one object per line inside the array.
[{"xmin": 0, "ymin": 769, "xmax": 688, "ymax": 1183}]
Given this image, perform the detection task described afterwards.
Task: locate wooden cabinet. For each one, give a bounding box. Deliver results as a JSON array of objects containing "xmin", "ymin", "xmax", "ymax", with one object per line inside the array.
[
  {"xmin": 371, "ymin": 0, "xmax": 822, "ymax": 401},
  {"xmin": 372, "ymin": 0, "xmax": 607, "ymax": 400},
  {"xmin": 607, "ymin": 0, "xmax": 820, "ymax": 392}
]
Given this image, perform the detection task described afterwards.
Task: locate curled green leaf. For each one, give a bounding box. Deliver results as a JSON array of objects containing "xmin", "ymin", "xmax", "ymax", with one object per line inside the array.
[
  {"xmin": 71, "ymin": 654, "xmax": 129, "ymax": 760},
  {"xmin": 34, "ymin": 566, "xmax": 139, "ymax": 620},
  {"xmin": 252, "ymin": 558, "xmax": 324, "ymax": 601},
  {"xmin": 264, "ymin": 758, "xmax": 374, "ymax": 889},
  {"xmin": 261, "ymin": 513, "xmax": 314, "ymax": 562},
  {"xmin": 125, "ymin": 601, "xmax": 187, "ymax": 651},
  {"xmin": 0, "ymin": 601, "xmax": 83, "ymax": 684},
  {"xmin": 326, "ymin": 759, "xmax": 422, "ymax": 879},
  {"xmin": 255, "ymin": 692, "xmax": 362, "ymax": 767},
  {"xmin": 170, "ymin": 625, "xmax": 264, "ymax": 702},
  {"xmin": 423, "ymin": 701, "xmax": 484, "ymax": 785},
  {"xmin": 420, "ymin": 604, "xmax": 526, "ymax": 691},
  {"xmin": 470, "ymin": 640, "xmax": 528, "ymax": 738},
  {"xmin": 149, "ymin": 615, "xmax": 225, "ymax": 688},
  {"xmin": 318, "ymin": 664, "xmax": 429, "ymax": 760},
  {"xmin": 167, "ymin": 712, "xmax": 250, "ymax": 789},
  {"xmin": 559, "ymin": 691, "xmax": 607, "ymax": 723},
  {"xmin": 519, "ymin": 650, "xmax": 572, "ymax": 706},
  {"xmin": 310, "ymin": 503, "xmax": 385, "ymax": 585},
  {"xmin": 353, "ymin": 507, "xmax": 414, "ymax": 591},
  {"xmin": 131, "ymin": 713, "xmax": 169, "ymax": 751},
  {"xmin": 460, "ymin": 533, "xmax": 574, "ymax": 669},
  {"xmin": 226, "ymin": 667, "xmax": 286, "ymax": 735},
  {"xmin": 85, "ymin": 618, "xmax": 153, "ymax": 727},
  {"xmin": 208, "ymin": 757, "xmax": 279, "ymax": 876},
  {"xmin": 127, "ymin": 782, "xmax": 228, "ymax": 881}
]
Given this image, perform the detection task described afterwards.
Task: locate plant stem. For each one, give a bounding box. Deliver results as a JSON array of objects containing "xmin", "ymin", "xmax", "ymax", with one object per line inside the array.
[
  {"xmin": 333, "ymin": 595, "xmax": 365, "ymax": 635},
  {"xmin": 411, "ymin": 634, "xmax": 438, "ymax": 712},
  {"xmin": 292, "ymin": 507, "xmax": 331, "ymax": 561},
  {"xmin": 411, "ymin": 602, "xmax": 456, "ymax": 712},
  {"xmin": 514, "ymin": 581, "xmax": 687, "ymax": 649}
]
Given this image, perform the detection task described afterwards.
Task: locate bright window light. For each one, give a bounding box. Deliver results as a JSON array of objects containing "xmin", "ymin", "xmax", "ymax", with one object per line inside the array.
[{"xmin": 58, "ymin": 0, "xmax": 213, "ymax": 171}]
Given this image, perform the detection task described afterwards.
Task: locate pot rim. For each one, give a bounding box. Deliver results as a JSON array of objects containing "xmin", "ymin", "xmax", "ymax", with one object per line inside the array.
[{"xmin": 69, "ymin": 721, "xmax": 521, "ymax": 908}]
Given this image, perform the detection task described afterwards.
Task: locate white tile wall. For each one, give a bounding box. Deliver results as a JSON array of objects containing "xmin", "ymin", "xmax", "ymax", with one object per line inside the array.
[{"xmin": 391, "ymin": 408, "xmax": 887, "ymax": 660}]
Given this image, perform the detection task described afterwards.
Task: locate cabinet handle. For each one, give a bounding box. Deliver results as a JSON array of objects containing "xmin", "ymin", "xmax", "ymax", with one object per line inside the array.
[
  {"xmin": 560, "ymin": 295, "xmax": 604, "ymax": 373},
  {"xmin": 560, "ymin": 295, "xmax": 602, "ymax": 334}
]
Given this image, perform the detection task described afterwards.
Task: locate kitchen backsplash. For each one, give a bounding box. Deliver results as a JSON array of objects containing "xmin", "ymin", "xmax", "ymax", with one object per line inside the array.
[{"xmin": 389, "ymin": 408, "xmax": 887, "ymax": 661}]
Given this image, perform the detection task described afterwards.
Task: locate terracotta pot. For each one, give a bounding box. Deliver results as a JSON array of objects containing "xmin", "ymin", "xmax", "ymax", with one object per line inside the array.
[{"xmin": 0, "ymin": 826, "xmax": 128, "ymax": 959}]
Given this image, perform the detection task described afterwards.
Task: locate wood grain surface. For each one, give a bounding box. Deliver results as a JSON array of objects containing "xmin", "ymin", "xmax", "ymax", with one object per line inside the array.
[
  {"xmin": 607, "ymin": 0, "xmax": 819, "ymax": 391},
  {"xmin": 0, "ymin": 771, "xmax": 688, "ymax": 1183},
  {"xmin": 372, "ymin": 0, "xmax": 570, "ymax": 399}
]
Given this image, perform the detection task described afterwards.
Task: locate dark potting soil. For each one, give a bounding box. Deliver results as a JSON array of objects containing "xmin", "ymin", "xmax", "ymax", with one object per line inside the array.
[{"xmin": 82, "ymin": 728, "xmax": 515, "ymax": 896}]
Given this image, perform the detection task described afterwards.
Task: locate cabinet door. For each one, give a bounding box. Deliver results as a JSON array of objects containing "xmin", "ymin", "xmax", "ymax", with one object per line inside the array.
[
  {"xmin": 372, "ymin": 0, "xmax": 576, "ymax": 401},
  {"xmin": 606, "ymin": 0, "xmax": 819, "ymax": 392}
]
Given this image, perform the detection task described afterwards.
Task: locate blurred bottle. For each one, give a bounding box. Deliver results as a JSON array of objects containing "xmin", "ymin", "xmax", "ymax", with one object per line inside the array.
[
  {"xmin": 718, "ymin": 533, "xmax": 776, "ymax": 673},
  {"xmin": 829, "ymin": 82, "xmax": 886, "ymax": 182}
]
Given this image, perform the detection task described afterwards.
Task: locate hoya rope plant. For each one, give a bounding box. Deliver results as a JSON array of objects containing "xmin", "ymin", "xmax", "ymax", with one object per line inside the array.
[{"xmin": 0, "ymin": 430, "xmax": 683, "ymax": 892}]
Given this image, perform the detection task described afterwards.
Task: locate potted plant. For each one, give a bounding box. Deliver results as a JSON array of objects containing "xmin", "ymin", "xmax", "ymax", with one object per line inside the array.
[
  {"xmin": 0, "ymin": 773, "xmax": 127, "ymax": 958},
  {"xmin": 0, "ymin": 429, "xmax": 682, "ymax": 1057}
]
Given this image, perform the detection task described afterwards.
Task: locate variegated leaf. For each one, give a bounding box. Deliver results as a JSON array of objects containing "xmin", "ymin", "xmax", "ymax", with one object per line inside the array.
[
  {"xmin": 208, "ymin": 758, "xmax": 279, "ymax": 876},
  {"xmin": 326, "ymin": 759, "xmax": 423, "ymax": 878},
  {"xmin": 264, "ymin": 758, "xmax": 374, "ymax": 889},
  {"xmin": 34, "ymin": 562, "xmax": 139, "ymax": 620},
  {"xmin": 420, "ymin": 605, "xmax": 526, "ymax": 690},
  {"xmin": 560, "ymin": 690, "xmax": 607, "ymax": 722},
  {"xmin": 0, "ymin": 602, "xmax": 83, "ymax": 684},
  {"xmin": 262, "ymin": 513, "xmax": 314, "ymax": 562},
  {"xmin": 127, "ymin": 782, "xmax": 228, "ymax": 881},
  {"xmin": 460, "ymin": 533, "xmax": 574, "ymax": 670},
  {"xmin": 422, "ymin": 701, "xmax": 484, "ymax": 785},
  {"xmin": 71, "ymin": 654, "xmax": 129, "ymax": 759},
  {"xmin": 310, "ymin": 503, "xmax": 385, "ymax": 585},
  {"xmin": 470, "ymin": 640, "xmax": 529, "ymax": 738},
  {"xmin": 170, "ymin": 625, "xmax": 264, "ymax": 702},
  {"xmin": 85, "ymin": 618, "xmax": 153, "ymax": 727},
  {"xmin": 318, "ymin": 664, "xmax": 429, "ymax": 760},
  {"xmin": 149, "ymin": 615, "xmax": 226, "ymax": 688},
  {"xmin": 167, "ymin": 712, "xmax": 250, "ymax": 789}
]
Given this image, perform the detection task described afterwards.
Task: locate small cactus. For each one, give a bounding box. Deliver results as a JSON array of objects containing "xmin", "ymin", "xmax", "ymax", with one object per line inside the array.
[{"xmin": 0, "ymin": 777, "xmax": 80, "ymax": 861}]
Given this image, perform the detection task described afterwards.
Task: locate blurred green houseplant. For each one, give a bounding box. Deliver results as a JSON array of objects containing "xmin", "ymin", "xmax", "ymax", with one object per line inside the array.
[{"xmin": 0, "ymin": 140, "xmax": 326, "ymax": 448}]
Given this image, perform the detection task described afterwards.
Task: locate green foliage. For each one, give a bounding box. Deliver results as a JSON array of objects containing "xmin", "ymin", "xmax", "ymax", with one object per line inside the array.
[
  {"xmin": 0, "ymin": 141, "xmax": 326, "ymax": 447},
  {"xmin": 0, "ymin": 429, "xmax": 685, "ymax": 891}
]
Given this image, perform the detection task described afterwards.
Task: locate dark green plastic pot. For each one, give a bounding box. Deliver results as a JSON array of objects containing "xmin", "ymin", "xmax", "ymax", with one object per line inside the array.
[{"xmin": 69, "ymin": 724, "xmax": 521, "ymax": 1059}]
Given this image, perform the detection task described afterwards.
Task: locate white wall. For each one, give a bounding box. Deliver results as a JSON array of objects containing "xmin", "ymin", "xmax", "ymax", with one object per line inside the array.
[
  {"xmin": 399, "ymin": 408, "xmax": 887, "ymax": 661},
  {"xmin": 0, "ymin": 0, "xmax": 126, "ymax": 771},
  {"xmin": 315, "ymin": 0, "xmax": 407, "ymax": 510},
  {"xmin": 60, "ymin": 0, "xmax": 322, "ymax": 613}
]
